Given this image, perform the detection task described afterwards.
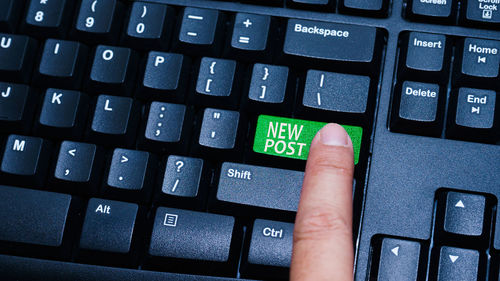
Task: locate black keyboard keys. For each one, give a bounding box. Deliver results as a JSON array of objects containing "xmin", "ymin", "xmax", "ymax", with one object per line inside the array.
[
  {"xmin": 461, "ymin": 0, "xmax": 500, "ymax": 28},
  {"xmin": 399, "ymin": 32, "xmax": 451, "ymax": 81},
  {"xmin": 140, "ymin": 102, "xmax": 190, "ymax": 153},
  {"xmin": 442, "ymin": 192, "xmax": 486, "ymax": 237},
  {"xmin": 175, "ymin": 7, "xmax": 223, "ymax": 56},
  {"xmin": 87, "ymin": 95, "xmax": 139, "ymax": 146},
  {"xmin": 454, "ymin": 38, "xmax": 500, "ymax": 87},
  {"xmin": 447, "ymin": 88, "xmax": 497, "ymax": 142},
  {"xmin": 194, "ymin": 57, "xmax": 239, "ymax": 108},
  {"xmin": 34, "ymin": 39, "xmax": 88, "ymax": 89},
  {"xmin": 196, "ymin": 108, "xmax": 241, "ymax": 159},
  {"xmin": 339, "ymin": 0, "xmax": 389, "ymax": 17},
  {"xmin": 148, "ymin": 207, "xmax": 237, "ymax": 275},
  {"xmin": 287, "ymin": 0, "xmax": 336, "ymax": 11},
  {"xmin": 243, "ymin": 219, "xmax": 294, "ymax": 278},
  {"xmin": 0, "ymin": 34, "xmax": 37, "ymax": 83},
  {"xmin": 301, "ymin": 70, "xmax": 371, "ymax": 121},
  {"xmin": 103, "ymin": 148, "xmax": 155, "ymax": 203},
  {"xmin": 245, "ymin": 64, "xmax": 291, "ymax": 114},
  {"xmin": 74, "ymin": 0, "xmax": 123, "ymax": 43},
  {"xmin": 436, "ymin": 246, "xmax": 480, "ymax": 281},
  {"xmin": 0, "ymin": 0, "xmax": 23, "ymax": 32},
  {"xmin": 123, "ymin": 2, "xmax": 174, "ymax": 50},
  {"xmin": 22, "ymin": 0, "xmax": 73, "ymax": 37},
  {"xmin": 36, "ymin": 89, "xmax": 89, "ymax": 139},
  {"xmin": 406, "ymin": 0, "xmax": 457, "ymax": 23},
  {"xmin": 52, "ymin": 141, "xmax": 102, "ymax": 194},
  {"xmin": 376, "ymin": 238, "xmax": 421, "ymax": 281},
  {"xmin": 0, "ymin": 135, "xmax": 51, "ymax": 187},
  {"xmin": 0, "ymin": 186, "xmax": 71, "ymax": 258},
  {"xmin": 283, "ymin": 19, "xmax": 382, "ymax": 73},
  {"xmin": 0, "ymin": 82, "xmax": 35, "ymax": 134},
  {"xmin": 228, "ymin": 13, "xmax": 271, "ymax": 60},
  {"xmin": 158, "ymin": 156, "xmax": 206, "ymax": 209},
  {"xmin": 79, "ymin": 198, "xmax": 138, "ymax": 265},
  {"xmin": 139, "ymin": 52, "xmax": 189, "ymax": 102},
  {"xmin": 390, "ymin": 81, "xmax": 444, "ymax": 136},
  {"xmin": 87, "ymin": 45, "xmax": 137, "ymax": 95}
]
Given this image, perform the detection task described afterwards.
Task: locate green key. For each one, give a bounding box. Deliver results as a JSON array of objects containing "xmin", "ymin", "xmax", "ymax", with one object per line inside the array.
[{"xmin": 253, "ymin": 115, "xmax": 362, "ymax": 164}]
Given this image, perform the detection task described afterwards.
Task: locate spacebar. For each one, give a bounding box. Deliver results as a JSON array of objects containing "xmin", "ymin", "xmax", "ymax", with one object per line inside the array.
[
  {"xmin": 0, "ymin": 255, "xmax": 247, "ymax": 281},
  {"xmin": 216, "ymin": 162, "xmax": 304, "ymax": 212}
]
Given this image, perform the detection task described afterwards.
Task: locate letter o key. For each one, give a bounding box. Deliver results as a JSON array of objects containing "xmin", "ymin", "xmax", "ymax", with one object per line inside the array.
[{"xmin": 102, "ymin": 50, "xmax": 114, "ymax": 61}]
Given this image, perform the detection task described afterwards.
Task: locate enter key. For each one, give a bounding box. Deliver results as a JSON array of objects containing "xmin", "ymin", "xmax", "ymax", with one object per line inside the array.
[{"xmin": 253, "ymin": 115, "xmax": 362, "ymax": 164}]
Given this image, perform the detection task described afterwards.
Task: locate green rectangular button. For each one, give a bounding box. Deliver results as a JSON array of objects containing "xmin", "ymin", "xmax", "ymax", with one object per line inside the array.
[{"xmin": 253, "ymin": 115, "xmax": 362, "ymax": 164}]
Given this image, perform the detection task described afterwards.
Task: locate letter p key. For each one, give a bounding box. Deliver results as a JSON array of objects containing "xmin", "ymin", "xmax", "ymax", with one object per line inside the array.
[{"xmin": 154, "ymin": 56, "xmax": 165, "ymax": 67}]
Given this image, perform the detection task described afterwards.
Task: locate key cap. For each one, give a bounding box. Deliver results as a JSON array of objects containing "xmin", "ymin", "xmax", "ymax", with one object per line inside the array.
[
  {"xmin": 174, "ymin": 7, "xmax": 224, "ymax": 56},
  {"xmin": 453, "ymin": 38, "xmax": 500, "ymax": 87},
  {"xmin": 0, "ymin": 82, "xmax": 35, "ymax": 134},
  {"xmin": 406, "ymin": 0, "xmax": 457, "ymax": 23},
  {"xmin": 251, "ymin": 115, "xmax": 363, "ymax": 165},
  {"xmin": 52, "ymin": 141, "xmax": 103, "ymax": 195},
  {"xmin": 87, "ymin": 45, "xmax": 138, "ymax": 96},
  {"xmin": 122, "ymin": 2, "xmax": 174, "ymax": 50},
  {"xmin": 287, "ymin": 0, "xmax": 336, "ymax": 11},
  {"xmin": 148, "ymin": 207, "xmax": 238, "ymax": 275},
  {"xmin": 21, "ymin": 0, "xmax": 73, "ymax": 37},
  {"xmin": 0, "ymin": 186, "xmax": 72, "ymax": 258},
  {"xmin": 139, "ymin": 52, "xmax": 190, "ymax": 102},
  {"xmin": 300, "ymin": 70, "xmax": 371, "ymax": 122},
  {"xmin": 215, "ymin": 162, "xmax": 303, "ymax": 218},
  {"xmin": 73, "ymin": 0, "xmax": 124, "ymax": 44},
  {"xmin": 436, "ymin": 247, "xmax": 479, "ymax": 281},
  {"xmin": 390, "ymin": 81, "xmax": 445, "ymax": 136},
  {"xmin": 0, "ymin": 135, "xmax": 51, "ymax": 187},
  {"xmin": 103, "ymin": 148, "xmax": 155, "ymax": 203},
  {"xmin": 79, "ymin": 198, "xmax": 138, "ymax": 266},
  {"xmin": 157, "ymin": 156, "xmax": 207, "ymax": 209},
  {"xmin": 339, "ymin": 0, "xmax": 389, "ymax": 17},
  {"xmin": 35, "ymin": 89, "xmax": 89, "ymax": 139},
  {"xmin": 195, "ymin": 108, "xmax": 242, "ymax": 160},
  {"xmin": 34, "ymin": 39, "xmax": 88, "ymax": 89},
  {"xmin": 283, "ymin": 19, "xmax": 382, "ymax": 74},
  {"xmin": 194, "ymin": 57, "xmax": 239, "ymax": 108},
  {"xmin": 87, "ymin": 95, "xmax": 139, "ymax": 147},
  {"xmin": 399, "ymin": 32, "xmax": 451, "ymax": 82},
  {"xmin": 0, "ymin": 0, "xmax": 23, "ymax": 32},
  {"xmin": 446, "ymin": 88, "xmax": 498, "ymax": 142},
  {"xmin": 442, "ymin": 192, "xmax": 486, "ymax": 237},
  {"xmin": 376, "ymin": 238, "xmax": 421, "ymax": 281},
  {"xmin": 461, "ymin": 0, "xmax": 500, "ymax": 28},
  {"xmin": 244, "ymin": 64, "xmax": 292, "ymax": 115},
  {"xmin": 138, "ymin": 102, "xmax": 191, "ymax": 153},
  {"xmin": 242, "ymin": 219, "xmax": 293, "ymax": 279},
  {"xmin": 227, "ymin": 13, "xmax": 271, "ymax": 61},
  {"xmin": 0, "ymin": 34, "xmax": 37, "ymax": 83}
]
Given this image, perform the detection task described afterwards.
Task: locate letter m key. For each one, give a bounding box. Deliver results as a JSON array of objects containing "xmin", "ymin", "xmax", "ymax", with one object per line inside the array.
[{"xmin": 13, "ymin": 139, "xmax": 26, "ymax": 151}]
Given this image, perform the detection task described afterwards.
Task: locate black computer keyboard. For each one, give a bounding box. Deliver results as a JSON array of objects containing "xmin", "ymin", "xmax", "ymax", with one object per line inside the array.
[{"xmin": 0, "ymin": 0, "xmax": 498, "ymax": 280}]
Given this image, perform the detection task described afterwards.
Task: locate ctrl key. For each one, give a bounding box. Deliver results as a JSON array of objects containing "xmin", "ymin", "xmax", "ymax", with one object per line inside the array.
[
  {"xmin": 147, "ymin": 207, "xmax": 240, "ymax": 276},
  {"xmin": 242, "ymin": 219, "xmax": 294, "ymax": 279}
]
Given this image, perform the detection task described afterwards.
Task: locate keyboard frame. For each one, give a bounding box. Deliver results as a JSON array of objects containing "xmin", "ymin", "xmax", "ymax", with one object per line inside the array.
[{"xmin": 1, "ymin": 0, "xmax": 499, "ymax": 280}]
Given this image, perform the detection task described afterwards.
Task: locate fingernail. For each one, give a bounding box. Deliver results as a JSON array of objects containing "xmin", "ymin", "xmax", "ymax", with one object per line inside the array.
[{"xmin": 319, "ymin": 123, "xmax": 350, "ymax": 147}]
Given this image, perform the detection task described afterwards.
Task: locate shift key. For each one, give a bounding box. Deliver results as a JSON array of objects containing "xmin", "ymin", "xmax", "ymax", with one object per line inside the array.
[
  {"xmin": 283, "ymin": 19, "xmax": 382, "ymax": 72},
  {"xmin": 217, "ymin": 162, "xmax": 304, "ymax": 213}
]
